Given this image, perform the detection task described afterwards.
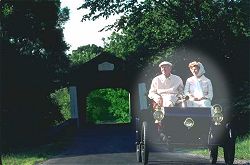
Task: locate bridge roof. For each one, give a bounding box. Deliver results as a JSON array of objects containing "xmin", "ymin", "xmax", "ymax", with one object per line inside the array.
[{"xmin": 68, "ymin": 52, "xmax": 131, "ymax": 89}]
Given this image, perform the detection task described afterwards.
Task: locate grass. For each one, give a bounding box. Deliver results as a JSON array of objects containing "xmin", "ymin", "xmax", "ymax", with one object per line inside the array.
[
  {"xmin": 2, "ymin": 152, "xmax": 46, "ymax": 165},
  {"xmin": 2, "ymin": 139, "xmax": 70, "ymax": 165},
  {"xmin": 235, "ymin": 133, "xmax": 250, "ymax": 159},
  {"xmin": 191, "ymin": 133, "xmax": 250, "ymax": 160}
]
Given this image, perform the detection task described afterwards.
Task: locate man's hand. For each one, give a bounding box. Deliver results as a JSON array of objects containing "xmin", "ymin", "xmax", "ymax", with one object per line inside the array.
[
  {"xmin": 157, "ymin": 97, "xmax": 163, "ymax": 107},
  {"xmin": 154, "ymin": 96, "xmax": 163, "ymax": 107},
  {"xmin": 152, "ymin": 96, "xmax": 163, "ymax": 110},
  {"xmin": 194, "ymin": 97, "xmax": 207, "ymax": 101}
]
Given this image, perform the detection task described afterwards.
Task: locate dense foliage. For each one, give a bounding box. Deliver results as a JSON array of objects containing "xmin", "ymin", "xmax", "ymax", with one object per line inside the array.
[
  {"xmin": 80, "ymin": 0, "xmax": 249, "ymax": 77},
  {"xmin": 50, "ymin": 88, "xmax": 71, "ymax": 123},
  {"xmin": 68, "ymin": 44, "xmax": 103, "ymax": 65},
  {"xmin": 87, "ymin": 88, "xmax": 130, "ymax": 124},
  {"xmin": 1, "ymin": 0, "xmax": 70, "ymax": 149},
  {"xmin": 79, "ymin": 0, "xmax": 250, "ymax": 134}
]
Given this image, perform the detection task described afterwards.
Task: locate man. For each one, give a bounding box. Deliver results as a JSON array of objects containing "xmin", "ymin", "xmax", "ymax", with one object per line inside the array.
[
  {"xmin": 148, "ymin": 61, "xmax": 184, "ymax": 107},
  {"xmin": 184, "ymin": 61, "xmax": 213, "ymax": 107}
]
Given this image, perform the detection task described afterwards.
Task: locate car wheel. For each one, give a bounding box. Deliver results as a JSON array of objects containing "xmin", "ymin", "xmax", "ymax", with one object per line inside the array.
[
  {"xmin": 136, "ymin": 143, "xmax": 142, "ymax": 162},
  {"xmin": 223, "ymin": 128, "xmax": 235, "ymax": 165},
  {"xmin": 141, "ymin": 121, "xmax": 149, "ymax": 165},
  {"xmin": 209, "ymin": 146, "xmax": 218, "ymax": 164}
]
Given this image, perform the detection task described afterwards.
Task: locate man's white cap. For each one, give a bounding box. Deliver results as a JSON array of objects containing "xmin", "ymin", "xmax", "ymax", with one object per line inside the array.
[{"xmin": 159, "ymin": 61, "xmax": 172, "ymax": 67}]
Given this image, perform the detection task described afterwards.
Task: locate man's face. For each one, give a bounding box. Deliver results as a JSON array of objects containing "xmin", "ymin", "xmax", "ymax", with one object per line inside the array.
[
  {"xmin": 160, "ymin": 65, "xmax": 172, "ymax": 76},
  {"xmin": 190, "ymin": 65, "xmax": 200, "ymax": 76}
]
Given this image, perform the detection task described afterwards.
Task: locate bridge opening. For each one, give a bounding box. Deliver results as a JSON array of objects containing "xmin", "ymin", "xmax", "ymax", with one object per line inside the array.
[{"xmin": 86, "ymin": 88, "xmax": 131, "ymax": 124}]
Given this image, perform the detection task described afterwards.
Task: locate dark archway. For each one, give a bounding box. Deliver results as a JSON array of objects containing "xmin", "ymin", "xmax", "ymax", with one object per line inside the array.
[{"xmin": 69, "ymin": 52, "xmax": 141, "ymax": 126}]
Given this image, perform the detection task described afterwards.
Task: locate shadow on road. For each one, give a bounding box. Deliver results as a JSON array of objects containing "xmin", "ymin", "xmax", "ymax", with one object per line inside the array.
[{"xmin": 58, "ymin": 123, "xmax": 136, "ymax": 156}]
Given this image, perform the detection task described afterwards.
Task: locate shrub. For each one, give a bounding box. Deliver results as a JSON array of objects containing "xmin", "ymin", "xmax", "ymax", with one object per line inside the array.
[
  {"xmin": 50, "ymin": 88, "xmax": 71, "ymax": 124},
  {"xmin": 233, "ymin": 81, "xmax": 250, "ymax": 136},
  {"xmin": 87, "ymin": 88, "xmax": 130, "ymax": 124}
]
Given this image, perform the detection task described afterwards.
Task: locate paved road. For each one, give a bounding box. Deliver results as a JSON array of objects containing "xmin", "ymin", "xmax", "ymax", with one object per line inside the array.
[{"xmin": 40, "ymin": 124, "xmax": 249, "ymax": 165}]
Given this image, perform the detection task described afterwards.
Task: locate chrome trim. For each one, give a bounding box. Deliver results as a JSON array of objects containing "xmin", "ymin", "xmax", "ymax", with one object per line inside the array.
[{"xmin": 153, "ymin": 110, "xmax": 164, "ymax": 122}]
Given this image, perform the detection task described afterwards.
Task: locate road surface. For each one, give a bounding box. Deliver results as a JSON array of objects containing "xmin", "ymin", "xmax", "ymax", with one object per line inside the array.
[{"xmin": 40, "ymin": 124, "xmax": 249, "ymax": 165}]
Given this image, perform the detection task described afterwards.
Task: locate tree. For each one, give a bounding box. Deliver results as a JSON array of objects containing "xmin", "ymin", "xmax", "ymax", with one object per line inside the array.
[
  {"xmin": 69, "ymin": 44, "xmax": 103, "ymax": 65},
  {"xmin": 87, "ymin": 88, "xmax": 130, "ymax": 124},
  {"xmin": 79, "ymin": 0, "xmax": 249, "ymax": 86},
  {"xmin": 79, "ymin": 0, "xmax": 250, "ymax": 133},
  {"xmin": 1, "ymin": 0, "xmax": 70, "ymax": 149},
  {"xmin": 80, "ymin": 1, "xmax": 248, "ymax": 55}
]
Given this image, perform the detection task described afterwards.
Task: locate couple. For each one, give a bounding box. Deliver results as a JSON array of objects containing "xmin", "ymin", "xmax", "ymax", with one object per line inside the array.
[{"xmin": 148, "ymin": 61, "xmax": 213, "ymax": 108}]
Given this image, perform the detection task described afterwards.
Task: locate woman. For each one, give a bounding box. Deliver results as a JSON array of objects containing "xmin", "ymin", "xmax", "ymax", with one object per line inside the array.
[{"xmin": 184, "ymin": 61, "xmax": 213, "ymax": 107}]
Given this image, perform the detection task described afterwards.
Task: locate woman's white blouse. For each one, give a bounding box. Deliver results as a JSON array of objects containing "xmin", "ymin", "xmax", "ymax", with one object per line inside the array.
[{"xmin": 184, "ymin": 75, "xmax": 213, "ymax": 101}]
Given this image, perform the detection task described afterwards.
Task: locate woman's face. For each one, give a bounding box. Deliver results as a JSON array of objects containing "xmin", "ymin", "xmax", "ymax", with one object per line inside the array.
[{"xmin": 190, "ymin": 65, "xmax": 200, "ymax": 76}]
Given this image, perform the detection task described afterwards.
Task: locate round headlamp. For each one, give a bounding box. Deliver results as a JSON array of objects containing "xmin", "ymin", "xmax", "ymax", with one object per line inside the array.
[
  {"xmin": 153, "ymin": 110, "xmax": 164, "ymax": 121},
  {"xmin": 212, "ymin": 112, "xmax": 223, "ymax": 125},
  {"xmin": 184, "ymin": 117, "xmax": 194, "ymax": 129},
  {"xmin": 212, "ymin": 104, "xmax": 223, "ymax": 113}
]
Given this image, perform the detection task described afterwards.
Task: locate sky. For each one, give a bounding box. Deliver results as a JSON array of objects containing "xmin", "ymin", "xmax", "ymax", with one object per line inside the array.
[{"xmin": 61, "ymin": 0, "xmax": 118, "ymax": 54}]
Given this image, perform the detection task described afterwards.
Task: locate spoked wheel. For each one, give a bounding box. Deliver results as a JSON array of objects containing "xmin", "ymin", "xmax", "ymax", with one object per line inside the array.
[
  {"xmin": 141, "ymin": 121, "xmax": 149, "ymax": 165},
  {"xmin": 136, "ymin": 143, "xmax": 142, "ymax": 162},
  {"xmin": 223, "ymin": 128, "xmax": 235, "ymax": 165},
  {"xmin": 209, "ymin": 146, "xmax": 218, "ymax": 164}
]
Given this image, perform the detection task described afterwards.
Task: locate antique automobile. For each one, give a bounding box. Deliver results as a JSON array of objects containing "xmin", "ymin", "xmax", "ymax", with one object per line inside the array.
[{"xmin": 135, "ymin": 96, "xmax": 236, "ymax": 165}]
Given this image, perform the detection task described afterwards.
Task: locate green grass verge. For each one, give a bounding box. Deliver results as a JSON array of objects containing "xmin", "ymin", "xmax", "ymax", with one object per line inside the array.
[
  {"xmin": 2, "ymin": 139, "xmax": 70, "ymax": 165},
  {"xmin": 235, "ymin": 133, "xmax": 250, "ymax": 159},
  {"xmin": 191, "ymin": 133, "xmax": 250, "ymax": 160}
]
